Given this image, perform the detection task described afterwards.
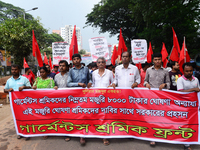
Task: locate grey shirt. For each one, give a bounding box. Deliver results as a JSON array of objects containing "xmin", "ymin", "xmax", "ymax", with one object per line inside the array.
[
  {"xmin": 54, "ymin": 72, "xmax": 68, "ymax": 88},
  {"xmin": 144, "ymin": 66, "xmax": 170, "ymax": 89}
]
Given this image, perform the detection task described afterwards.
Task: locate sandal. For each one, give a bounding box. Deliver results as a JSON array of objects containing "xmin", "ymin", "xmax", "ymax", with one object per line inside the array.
[
  {"xmin": 103, "ymin": 139, "xmax": 110, "ymax": 146},
  {"xmin": 64, "ymin": 137, "xmax": 71, "ymax": 142},
  {"xmin": 17, "ymin": 135, "xmax": 21, "ymax": 139},
  {"xmin": 80, "ymin": 138, "xmax": 86, "ymax": 146},
  {"xmin": 150, "ymin": 141, "xmax": 156, "ymax": 147},
  {"xmin": 43, "ymin": 136, "xmax": 48, "ymax": 140},
  {"xmin": 184, "ymin": 145, "xmax": 192, "ymax": 150},
  {"xmin": 25, "ymin": 137, "xmax": 30, "ymax": 141}
]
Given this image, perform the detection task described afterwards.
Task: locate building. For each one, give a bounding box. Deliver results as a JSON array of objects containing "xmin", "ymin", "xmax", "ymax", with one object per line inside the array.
[
  {"xmin": 52, "ymin": 25, "xmax": 82, "ymax": 51},
  {"xmin": 52, "ymin": 30, "xmax": 61, "ymax": 35}
]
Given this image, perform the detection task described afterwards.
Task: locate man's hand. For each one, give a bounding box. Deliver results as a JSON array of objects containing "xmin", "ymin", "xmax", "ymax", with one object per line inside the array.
[
  {"xmin": 131, "ymin": 83, "xmax": 138, "ymax": 89},
  {"xmin": 192, "ymin": 88, "xmax": 200, "ymax": 92},
  {"xmin": 159, "ymin": 83, "xmax": 166, "ymax": 91},
  {"xmin": 32, "ymin": 86, "xmax": 37, "ymax": 90},
  {"xmin": 8, "ymin": 88, "xmax": 14, "ymax": 92},
  {"xmin": 54, "ymin": 86, "xmax": 58, "ymax": 90},
  {"xmin": 108, "ymin": 83, "xmax": 116, "ymax": 89},
  {"xmin": 78, "ymin": 83, "xmax": 86, "ymax": 88},
  {"xmin": 145, "ymin": 83, "xmax": 151, "ymax": 89},
  {"xmin": 87, "ymin": 83, "xmax": 92, "ymax": 88},
  {"xmin": 19, "ymin": 86, "xmax": 25, "ymax": 91}
]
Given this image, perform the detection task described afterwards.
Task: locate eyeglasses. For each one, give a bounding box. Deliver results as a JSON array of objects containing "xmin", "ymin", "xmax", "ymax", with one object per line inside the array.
[{"xmin": 97, "ymin": 61, "xmax": 105, "ymax": 64}]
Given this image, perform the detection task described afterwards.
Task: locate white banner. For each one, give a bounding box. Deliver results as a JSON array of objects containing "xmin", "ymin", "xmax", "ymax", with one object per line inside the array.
[
  {"xmin": 131, "ymin": 39, "xmax": 147, "ymax": 64},
  {"xmin": 89, "ymin": 37, "xmax": 109, "ymax": 62},
  {"xmin": 52, "ymin": 42, "xmax": 70, "ymax": 65}
]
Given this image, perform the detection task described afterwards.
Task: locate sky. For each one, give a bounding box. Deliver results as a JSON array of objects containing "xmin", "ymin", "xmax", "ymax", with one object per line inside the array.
[{"xmin": 1, "ymin": 0, "xmax": 118, "ymax": 51}]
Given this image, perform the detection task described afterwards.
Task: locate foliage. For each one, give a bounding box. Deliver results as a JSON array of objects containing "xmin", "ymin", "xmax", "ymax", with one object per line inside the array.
[
  {"xmin": 79, "ymin": 49, "xmax": 87, "ymax": 55},
  {"xmin": 85, "ymin": 0, "xmax": 200, "ymax": 58},
  {"xmin": 0, "ymin": 17, "xmax": 48, "ymax": 67},
  {"xmin": 0, "ymin": 1, "xmax": 33, "ymax": 22}
]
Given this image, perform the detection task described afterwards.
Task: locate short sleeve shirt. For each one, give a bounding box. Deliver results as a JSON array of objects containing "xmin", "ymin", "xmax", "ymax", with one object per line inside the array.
[
  {"xmin": 4, "ymin": 75, "xmax": 31, "ymax": 90},
  {"xmin": 177, "ymin": 75, "xmax": 200, "ymax": 91}
]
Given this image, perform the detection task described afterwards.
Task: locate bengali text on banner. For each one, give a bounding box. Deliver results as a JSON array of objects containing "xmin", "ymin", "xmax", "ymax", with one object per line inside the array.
[{"xmin": 9, "ymin": 88, "xmax": 200, "ymax": 145}]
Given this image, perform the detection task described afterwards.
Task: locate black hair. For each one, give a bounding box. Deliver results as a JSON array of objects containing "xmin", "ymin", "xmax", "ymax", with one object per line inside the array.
[
  {"xmin": 11, "ymin": 64, "xmax": 20, "ymax": 70},
  {"xmin": 81, "ymin": 63, "xmax": 85, "ymax": 66},
  {"xmin": 182, "ymin": 62, "xmax": 193, "ymax": 70},
  {"xmin": 152, "ymin": 53, "xmax": 162, "ymax": 59},
  {"xmin": 39, "ymin": 66, "xmax": 48, "ymax": 72},
  {"xmin": 141, "ymin": 62, "xmax": 149, "ymax": 68},
  {"xmin": 91, "ymin": 62, "xmax": 97, "ymax": 68},
  {"xmin": 59, "ymin": 60, "xmax": 68, "ymax": 67},
  {"xmin": 171, "ymin": 61, "xmax": 178, "ymax": 68},
  {"xmin": 25, "ymin": 68, "xmax": 30, "ymax": 73},
  {"xmin": 121, "ymin": 51, "xmax": 131, "ymax": 57},
  {"xmin": 54, "ymin": 66, "xmax": 59, "ymax": 68},
  {"xmin": 72, "ymin": 53, "xmax": 81, "ymax": 60},
  {"xmin": 45, "ymin": 64, "xmax": 50, "ymax": 67}
]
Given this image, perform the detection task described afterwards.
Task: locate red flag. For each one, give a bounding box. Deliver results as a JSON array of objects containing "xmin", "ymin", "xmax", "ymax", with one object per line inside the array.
[
  {"xmin": 44, "ymin": 52, "xmax": 48, "ymax": 65},
  {"xmin": 147, "ymin": 42, "xmax": 153, "ymax": 63},
  {"xmin": 23, "ymin": 57, "xmax": 29, "ymax": 68},
  {"xmin": 111, "ymin": 46, "xmax": 118, "ymax": 65},
  {"xmin": 179, "ymin": 38, "xmax": 191, "ymax": 74},
  {"xmin": 49, "ymin": 55, "xmax": 53, "ymax": 70},
  {"xmin": 32, "ymin": 30, "xmax": 43, "ymax": 67},
  {"xmin": 69, "ymin": 25, "xmax": 78, "ymax": 60},
  {"xmin": 136, "ymin": 63, "xmax": 142, "ymax": 70},
  {"xmin": 161, "ymin": 43, "xmax": 168, "ymax": 68},
  {"xmin": 169, "ymin": 27, "xmax": 180, "ymax": 62},
  {"xmin": 23, "ymin": 57, "xmax": 35, "ymax": 79},
  {"xmin": 117, "ymin": 28, "xmax": 127, "ymax": 60}
]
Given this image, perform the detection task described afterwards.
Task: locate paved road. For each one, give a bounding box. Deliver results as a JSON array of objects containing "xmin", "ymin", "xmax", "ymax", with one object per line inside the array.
[{"xmin": 0, "ymin": 104, "xmax": 200, "ymax": 150}]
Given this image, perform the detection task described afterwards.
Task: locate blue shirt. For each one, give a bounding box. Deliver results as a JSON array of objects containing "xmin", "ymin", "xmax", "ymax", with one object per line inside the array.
[
  {"xmin": 47, "ymin": 72, "xmax": 56, "ymax": 79},
  {"xmin": 67, "ymin": 66, "xmax": 92, "ymax": 87},
  {"xmin": 4, "ymin": 75, "xmax": 31, "ymax": 90}
]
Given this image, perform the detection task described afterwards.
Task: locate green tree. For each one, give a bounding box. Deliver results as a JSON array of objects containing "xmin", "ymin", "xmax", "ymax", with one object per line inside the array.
[
  {"xmin": 0, "ymin": 1, "xmax": 33, "ymax": 22},
  {"xmin": 85, "ymin": 0, "xmax": 200, "ymax": 57},
  {"xmin": 79, "ymin": 49, "xmax": 86, "ymax": 55},
  {"xmin": 42, "ymin": 33, "xmax": 64, "ymax": 57},
  {"xmin": 0, "ymin": 17, "xmax": 48, "ymax": 67}
]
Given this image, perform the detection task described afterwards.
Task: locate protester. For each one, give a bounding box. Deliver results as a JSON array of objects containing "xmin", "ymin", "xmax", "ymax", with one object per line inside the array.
[
  {"xmin": 177, "ymin": 62, "xmax": 200, "ymax": 150},
  {"xmin": 90, "ymin": 62, "xmax": 97, "ymax": 74},
  {"xmin": 144, "ymin": 53, "xmax": 170, "ymax": 146},
  {"xmin": 81, "ymin": 62, "xmax": 85, "ymax": 66},
  {"xmin": 165, "ymin": 62, "xmax": 172, "ymax": 72},
  {"xmin": 23, "ymin": 67, "xmax": 34, "ymax": 86},
  {"xmin": 33, "ymin": 66, "xmax": 55, "ymax": 89},
  {"xmin": 52, "ymin": 65, "xmax": 59, "ymax": 74},
  {"xmin": 46, "ymin": 64, "xmax": 56, "ymax": 79},
  {"xmin": 92, "ymin": 57, "xmax": 113, "ymax": 145},
  {"xmin": 110, "ymin": 51, "xmax": 140, "ymax": 88},
  {"xmin": 106, "ymin": 64, "xmax": 113, "ymax": 71},
  {"xmin": 169, "ymin": 61, "xmax": 182, "ymax": 90},
  {"xmin": 53, "ymin": 60, "xmax": 70, "ymax": 142},
  {"xmin": 4, "ymin": 64, "xmax": 31, "ymax": 140},
  {"xmin": 54, "ymin": 60, "xmax": 69, "ymax": 89},
  {"xmin": 67, "ymin": 53, "xmax": 92, "ymax": 146},
  {"xmin": 112, "ymin": 65, "xmax": 115, "ymax": 76},
  {"xmin": 138, "ymin": 62, "xmax": 150, "ymax": 87}
]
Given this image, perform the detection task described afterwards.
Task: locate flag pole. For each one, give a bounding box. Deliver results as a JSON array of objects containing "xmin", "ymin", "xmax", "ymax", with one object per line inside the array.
[
  {"xmin": 184, "ymin": 37, "xmax": 186, "ymax": 63},
  {"xmin": 165, "ymin": 46, "xmax": 173, "ymax": 68}
]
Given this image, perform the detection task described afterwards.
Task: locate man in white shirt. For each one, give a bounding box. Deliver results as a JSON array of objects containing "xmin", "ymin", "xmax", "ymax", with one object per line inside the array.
[
  {"xmin": 92, "ymin": 57, "xmax": 114, "ymax": 88},
  {"xmin": 110, "ymin": 51, "xmax": 140, "ymax": 88},
  {"xmin": 92, "ymin": 57, "xmax": 113, "ymax": 145},
  {"xmin": 177, "ymin": 62, "xmax": 199, "ymax": 150}
]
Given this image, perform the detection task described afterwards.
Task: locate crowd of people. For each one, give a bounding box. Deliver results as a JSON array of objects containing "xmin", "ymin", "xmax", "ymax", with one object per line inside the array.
[{"xmin": 4, "ymin": 52, "xmax": 200, "ymax": 150}]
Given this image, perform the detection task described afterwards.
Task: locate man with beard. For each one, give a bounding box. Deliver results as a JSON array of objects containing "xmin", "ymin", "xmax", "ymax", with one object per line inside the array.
[
  {"xmin": 169, "ymin": 61, "xmax": 182, "ymax": 90},
  {"xmin": 46, "ymin": 64, "xmax": 56, "ymax": 79},
  {"xmin": 177, "ymin": 62, "xmax": 199, "ymax": 150}
]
